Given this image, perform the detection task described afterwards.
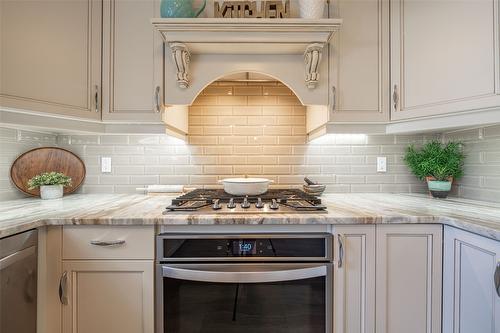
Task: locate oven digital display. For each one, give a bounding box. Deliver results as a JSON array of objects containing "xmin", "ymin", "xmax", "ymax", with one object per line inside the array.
[{"xmin": 232, "ymin": 240, "xmax": 257, "ymax": 255}]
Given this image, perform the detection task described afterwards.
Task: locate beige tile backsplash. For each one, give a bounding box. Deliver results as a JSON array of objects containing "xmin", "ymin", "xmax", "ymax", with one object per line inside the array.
[
  {"xmin": 2, "ymin": 82, "xmax": 499, "ymax": 203},
  {"xmin": 55, "ymin": 83, "xmax": 434, "ymax": 195}
]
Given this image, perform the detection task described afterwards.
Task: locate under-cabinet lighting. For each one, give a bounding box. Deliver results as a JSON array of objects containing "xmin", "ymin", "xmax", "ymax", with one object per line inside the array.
[{"xmin": 308, "ymin": 133, "xmax": 367, "ymax": 145}]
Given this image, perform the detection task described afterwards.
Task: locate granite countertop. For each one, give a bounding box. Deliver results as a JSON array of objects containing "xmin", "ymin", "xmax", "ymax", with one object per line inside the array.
[{"xmin": 0, "ymin": 193, "xmax": 499, "ymax": 240}]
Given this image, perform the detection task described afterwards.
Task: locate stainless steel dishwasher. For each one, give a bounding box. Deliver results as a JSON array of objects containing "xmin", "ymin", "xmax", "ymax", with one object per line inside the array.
[{"xmin": 0, "ymin": 229, "xmax": 38, "ymax": 333}]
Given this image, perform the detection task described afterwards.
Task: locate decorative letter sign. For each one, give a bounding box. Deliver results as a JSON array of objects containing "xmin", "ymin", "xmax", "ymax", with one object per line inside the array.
[{"xmin": 214, "ymin": 0, "xmax": 290, "ymax": 18}]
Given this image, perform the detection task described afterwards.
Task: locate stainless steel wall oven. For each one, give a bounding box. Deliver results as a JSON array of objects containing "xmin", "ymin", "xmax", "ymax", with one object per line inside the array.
[{"xmin": 156, "ymin": 233, "xmax": 333, "ymax": 333}]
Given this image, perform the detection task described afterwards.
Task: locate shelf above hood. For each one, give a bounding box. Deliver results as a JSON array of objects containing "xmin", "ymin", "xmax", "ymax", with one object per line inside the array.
[
  {"xmin": 152, "ymin": 18, "xmax": 342, "ymax": 54},
  {"xmin": 152, "ymin": 18, "xmax": 342, "ymax": 95}
]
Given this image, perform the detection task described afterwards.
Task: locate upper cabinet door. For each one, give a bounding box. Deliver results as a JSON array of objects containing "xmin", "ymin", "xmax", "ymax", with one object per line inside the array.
[
  {"xmin": 0, "ymin": 0, "xmax": 102, "ymax": 120},
  {"xmin": 391, "ymin": 0, "xmax": 500, "ymax": 121},
  {"xmin": 102, "ymin": 0, "xmax": 162, "ymax": 122},
  {"xmin": 443, "ymin": 226, "xmax": 500, "ymax": 333},
  {"xmin": 329, "ymin": 0, "xmax": 390, "ymax": 122}
]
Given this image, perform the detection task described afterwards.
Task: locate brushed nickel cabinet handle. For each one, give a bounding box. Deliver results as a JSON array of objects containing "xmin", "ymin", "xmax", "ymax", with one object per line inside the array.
[
  {"xmin": 94, "ymin": 85, "xmax": 99, "ymax": 113},
  {"xmin": 154, "ymin": 86, "xmax": 162, "ymax": 113},
  {"xmin": 59, "ymin": 271, "xmax": 68, "ymax": 305},
  {"xmin": 331, "ymin": 86, "xmax": 336, "ymax": 112},
  {"xmin": 337, "ymin": 234, "xmax": 344, "ymax": 268},
  {"xmin": 495, "ymin": 261, "xmax": 500, "ymax": 298},
  {"xmin": 392, "ymin": 84, "xmax": 399, "ymax": 111},
  {"xmin": 90, "ymin": 240, "xmax": 126, "ymax": 247},
  {"xmin": 24, "ymin": 269, "xmax": 37, "ymax": 303}
]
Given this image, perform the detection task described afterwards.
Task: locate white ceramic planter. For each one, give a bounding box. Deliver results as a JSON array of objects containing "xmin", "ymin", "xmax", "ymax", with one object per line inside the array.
[
  {"xmin": 299, "ymin": 0, "xmax": 325, "ymax": 19},
  {"xmin": 219, "ymin": 178, "xmax": 273, "ymax": 196},
  {"xmin": 40, "ymin": 185, "xmax": 64, "ymax": 200}
]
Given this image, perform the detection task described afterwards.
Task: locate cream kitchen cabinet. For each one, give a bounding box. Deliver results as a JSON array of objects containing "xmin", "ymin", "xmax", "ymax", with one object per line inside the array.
[
  {"xmin": 328, "ymin": 0, "xmax": 390, "ymax": 123},
  {"xmin": 101, "ymin": 0, "xmax": 163, "ymax": 123},
  {"xmin": 61, "ymin": 260, "xmax": 154, "ymax": 333},
  {"xmin": 334, "ymin": 225, "xmax": 376, "ymax": 333},
  {"xmin": 0, "ymin": 0, "xmax": 102, "ymax": 120},
  {"xmin": 56, "ymin": 226, "xmax": 155, "ymax": 333},
  {"xmin": 390, "ymin": 0, "xmax": 500, "ymax": 121},
  {"xmin": 443, "ymin": 226, "xmax": 500, "ymax": 333},
  {"xmin": 376, "ymin": 224, "xmax": 442, "ymax": 333}
]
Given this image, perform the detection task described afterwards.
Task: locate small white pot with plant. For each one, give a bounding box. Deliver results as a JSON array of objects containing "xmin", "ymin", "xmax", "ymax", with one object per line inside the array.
[{"xmin": 28, "ymin": 172, "xmax": 72, "ymax": 200}]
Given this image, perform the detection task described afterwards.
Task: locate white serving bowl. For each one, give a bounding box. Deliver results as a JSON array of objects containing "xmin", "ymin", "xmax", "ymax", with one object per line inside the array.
[{"xmin": 219, "ymin": 178, "xmax": 273, "ymax": 196}]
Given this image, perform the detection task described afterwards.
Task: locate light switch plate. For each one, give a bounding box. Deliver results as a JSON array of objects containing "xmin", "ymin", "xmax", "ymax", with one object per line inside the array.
[
  {"xmin": 377, "ymin": 156, "xmax": 387, "ymax": 173},
  {"xmin": 101, "ymin": 157, "xmax": 112, "ymax": 173}
]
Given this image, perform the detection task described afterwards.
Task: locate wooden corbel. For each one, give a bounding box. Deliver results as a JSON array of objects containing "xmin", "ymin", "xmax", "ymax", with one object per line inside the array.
[
  {"xmin": 304, "ymin": 43, "xmax": 325, "ymax": 89},
  {"xmin": 169, "ymin": 42, "xmax": 191, "ymax": 89}
]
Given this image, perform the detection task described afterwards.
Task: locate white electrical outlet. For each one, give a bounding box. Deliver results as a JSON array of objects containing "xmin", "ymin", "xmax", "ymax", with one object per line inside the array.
[
  {"xmin": 101, "ymin": 157, "xmax": 112, "ymax": 173},
  {"xmin": 377, "ymin": 156, "xmax": 387, "ymax": 173}
]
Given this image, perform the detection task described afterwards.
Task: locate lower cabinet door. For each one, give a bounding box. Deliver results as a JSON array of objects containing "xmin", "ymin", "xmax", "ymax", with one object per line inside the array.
[
  {"xmin": 443, "ymin": 226, "xmax": 500, "ymax": 333},
  {"xmin": 334, "ymin": 225, "xmax": 376, "ymax": 333},
  {"xmin": 61, "ymin": 260, "xmax": 154, "ymax": 333},
  {"xmin": 376, "ymin": 225, "xmax": 442, "ymax": 333}
]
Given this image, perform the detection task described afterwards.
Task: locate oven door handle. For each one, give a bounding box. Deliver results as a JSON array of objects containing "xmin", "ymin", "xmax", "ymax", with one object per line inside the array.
[{"xmin": 162, "ymin": 264, "xmax": 327, "ymax": 283}]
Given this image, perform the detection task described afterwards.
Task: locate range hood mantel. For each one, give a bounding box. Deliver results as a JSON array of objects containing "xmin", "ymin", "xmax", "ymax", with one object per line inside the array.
[{"xmin": 152, "ymin": 18, "xmax": 342, "ymax": 91}]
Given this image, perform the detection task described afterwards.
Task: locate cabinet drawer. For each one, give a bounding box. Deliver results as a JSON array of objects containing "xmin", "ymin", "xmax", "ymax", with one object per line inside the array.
[{"xmin": 62, "ymin": 226, "xmax": 154, "ymax": 260}]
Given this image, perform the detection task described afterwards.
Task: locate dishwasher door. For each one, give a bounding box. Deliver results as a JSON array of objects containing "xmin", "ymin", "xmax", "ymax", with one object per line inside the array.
[{"xmin": 0, "ymin": 229, "xmax": 38, "ymax": 333}]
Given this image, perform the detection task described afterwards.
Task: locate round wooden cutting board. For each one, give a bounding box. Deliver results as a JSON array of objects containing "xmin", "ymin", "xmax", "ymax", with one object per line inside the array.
[{"xmin": 10, "ymin": 147, "xmax": 86, "ymax": 197}]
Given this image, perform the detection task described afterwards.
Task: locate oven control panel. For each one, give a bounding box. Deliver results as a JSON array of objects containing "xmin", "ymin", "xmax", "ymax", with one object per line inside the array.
[
  {"xmin": 159, "ymin": 234, "xmax": 332, "ymax": 261},
  {"xmin": 230, "ymin": 239, "xmax": 273, "ymax": 256}
]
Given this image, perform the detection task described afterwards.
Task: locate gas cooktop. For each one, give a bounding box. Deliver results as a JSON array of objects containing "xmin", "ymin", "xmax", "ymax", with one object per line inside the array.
[{"xmin": 164, "ymin": 189, "xmax": 327, "ymax": 214}]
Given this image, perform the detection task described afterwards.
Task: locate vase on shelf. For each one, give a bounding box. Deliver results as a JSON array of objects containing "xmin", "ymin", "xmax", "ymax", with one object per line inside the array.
[
  {"xmin": 299, "ymin": 0, "xmax": 326, "ymax": 19},
  {"xmin": 160, "ymin": 0, "xmax": 206, "ymax": 18}
]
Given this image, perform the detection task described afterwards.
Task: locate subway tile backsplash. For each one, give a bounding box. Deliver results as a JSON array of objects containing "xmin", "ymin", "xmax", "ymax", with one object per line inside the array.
[
  {"xmin": 54, "ymin": 83, "xmax": 434, "ymax": 195},
  {"xmin": 1, "ymin": 82, "xmax": 499, "ymax": 203},
  {"xmin": 443, "ymin": 125, "xmax": 500, "ymax": 203},
  {"xmin": 0, "ymin": 127, "xmax": 57, "ymax": 200}
]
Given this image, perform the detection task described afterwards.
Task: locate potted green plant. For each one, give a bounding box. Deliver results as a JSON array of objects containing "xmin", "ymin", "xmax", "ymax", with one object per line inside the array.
[
  {"xmin": 404, "ymin": 141, "xmax": 465, "ymax": 198},
  {"xmin": 27, "ymin": 172, "xmax": 72, "ymax": 200}
]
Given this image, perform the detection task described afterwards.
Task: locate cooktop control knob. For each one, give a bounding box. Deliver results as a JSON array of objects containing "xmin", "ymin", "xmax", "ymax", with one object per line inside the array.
[
  {"xmin": 227, "ymin": 198, "xmax": 236, "ymax": 209},
  {"xmin": 270, "ymin": 199, "xmax": 280, "ymax": 210},
  {"xmin": 212, "ymin": 199, "xmax": 222, "ymax": 210},
  {"xmin": 255, "ymin": 197, "xmax": 264, "ymax": 209},
  {"xmin": 241, "ymin": 196, "xmax": 251, "ymax": 209}
]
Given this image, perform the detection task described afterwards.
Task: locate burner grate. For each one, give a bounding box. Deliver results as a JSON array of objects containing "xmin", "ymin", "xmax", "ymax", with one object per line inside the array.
[
  {"xmin": 165, "ymin": 188, "xmax": 327, "ymax": 213},
  {"xmin": 170, "ymin": 188, "xmax": 323, "ymax": 206}
]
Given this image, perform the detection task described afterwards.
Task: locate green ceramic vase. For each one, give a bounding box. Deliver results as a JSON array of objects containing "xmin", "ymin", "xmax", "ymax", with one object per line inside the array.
[{"xmin": 160, "ymin": 0, "xmax": 206, "ymax": 18}]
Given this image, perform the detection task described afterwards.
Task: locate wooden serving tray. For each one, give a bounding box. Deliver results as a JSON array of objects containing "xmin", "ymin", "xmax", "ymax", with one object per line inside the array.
[{"xmin": 10, "ymin": 147, "xmax": 86, "ymax": 197}]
